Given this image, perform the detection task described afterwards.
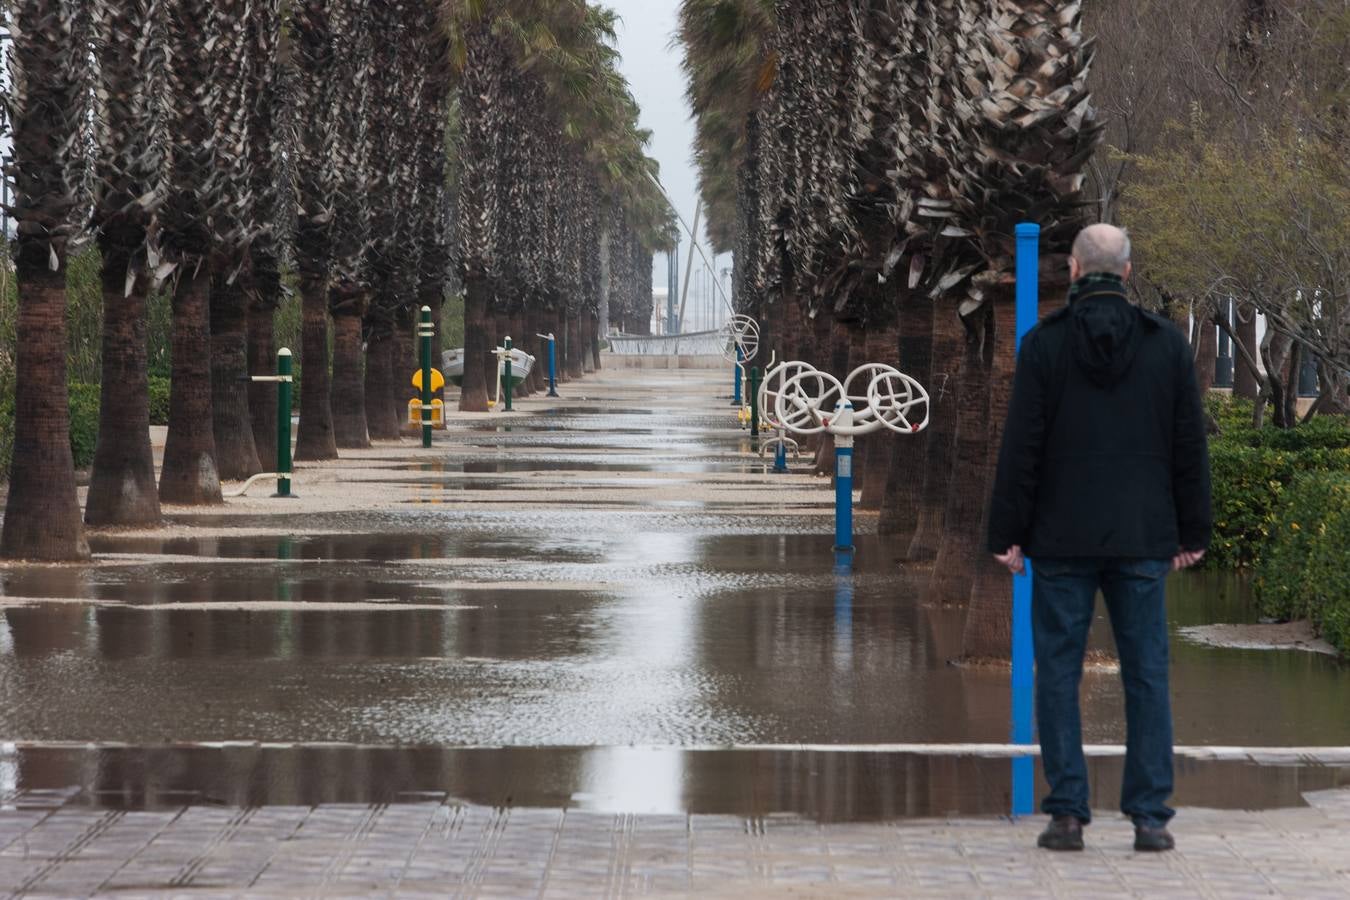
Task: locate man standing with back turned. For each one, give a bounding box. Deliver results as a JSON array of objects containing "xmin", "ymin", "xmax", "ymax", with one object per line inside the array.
[{"xmin": 987, "ymin": 224, "xmax": 1212, "ymax": 853}]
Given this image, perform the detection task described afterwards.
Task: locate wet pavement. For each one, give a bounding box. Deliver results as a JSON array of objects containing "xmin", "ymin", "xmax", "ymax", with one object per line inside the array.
[{"xmin": 1, "ymin": 363, "xmax": 1348, "ymax": 895}]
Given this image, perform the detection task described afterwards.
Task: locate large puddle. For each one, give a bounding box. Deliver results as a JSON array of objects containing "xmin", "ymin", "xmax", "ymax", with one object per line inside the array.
[
  {"xmin": 1, "ymin": 388, "xmax": 1345, "ymax": 821},
  {"xmin": 4, "ymin": 745, "xmax": 1347, "ymax": 821}
]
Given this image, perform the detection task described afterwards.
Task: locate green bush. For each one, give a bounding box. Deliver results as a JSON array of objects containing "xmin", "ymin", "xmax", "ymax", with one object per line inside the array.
[
  {"xmin": 1256, "ymin": 472, "xmax": 1350, "ymax": 655},
  {"xmin": 1209, "ymin": 443, "xmax": 1350, "ymax": 568},
  {"xmin": 148, "ymin": 376, "xmax": 171, "ymax": 426}
]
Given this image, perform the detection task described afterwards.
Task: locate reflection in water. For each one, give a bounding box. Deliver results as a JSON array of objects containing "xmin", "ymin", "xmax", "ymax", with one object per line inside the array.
[
  {"xmin": 4, "ymin": 745, "xmax": 1346, "ymax": 823},
  {"xmin": 1, "ymin": 532, "xmax": 1345, "ymax": 748}
]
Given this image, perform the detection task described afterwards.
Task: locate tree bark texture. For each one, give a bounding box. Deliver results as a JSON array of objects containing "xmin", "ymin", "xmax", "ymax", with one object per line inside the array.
[
  {"xmin": 1193, "ymin": 312, "xmax": 1217, "ymax": 395},
  {"xmin": 1234, "ymin": 303, "xmax": 1260, "ymax": 399},
  {"xmin": 160, "ymin": 270, "xmax": 223, "ymax": 506},
  {"xmin": 565, "ymin": 315, "xmax": 584, "ymax": 379},
  {"xmin": 459, "ymin": 276, "xmax": 491, "ymax": 411},
  {"xmin": 859, "ymin": 322, "xmax": 898, "ymax": 510},
  {"xmin": 295, "ymin": 275, "xmax": 338, "ymax": 461},
  {"xmin": 247, "ymin": 294, "xmax": 279, "ymax": 472},
  {"xmin": 331, "ymin": 308, "xmax": 370, "ymax": 448},
  {"xmin": 590, "ymin": 313, "xmax": 603, "ymax": 371},
  {"xmin": 1, "ymin": 262, "xmax": 91, "ymax": 560},
  {"xmin": 209, "ymin": 274, "xmax": 263, "ymax": 479},
  {"xmin": 86, "ymin": 264, "xmax": 161, "ymax": 527},
  {"xmin": 581, "ymin": 314, "xmax": 596, "ymax": 374},
  {"xmin": 395, "ymin": 307, "xmax": 420, "ymax": 436},
  {"xmin": 962, "ymin": 293, "xmax": 1019, "ymax": 659},
  {"xmin": 899, "ymin": 299, "xmax": 959, "ymax": 557},
  {"xmin": 925, "ymin": 305, "xmax": 990, "ymax": 607},
  {"xmin": 364, "ymin": 334, "xmax": 401, "ymax": 440}
]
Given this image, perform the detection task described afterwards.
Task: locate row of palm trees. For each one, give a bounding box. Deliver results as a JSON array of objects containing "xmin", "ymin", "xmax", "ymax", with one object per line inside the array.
[
  {"xmin": 2, "ymin": 0, "xmax": 674, "ymax": 561},
  {"xmin": 680, "ymin": 0, "xmax": 1103, "ymax": 657}
]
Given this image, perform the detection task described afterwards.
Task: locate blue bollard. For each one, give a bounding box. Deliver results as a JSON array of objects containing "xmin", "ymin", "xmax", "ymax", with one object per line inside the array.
[
  {"xmin": 733, "ymin": 347, "xmax": 743, "ymax": 407},
  {"xmin": 833, "ymin": 403, "xmax": 856, "ymax": 553},
  {"xmin": 539, "ymin": 333, "xmax": 559, "ymax": 398},
  {"xmin": 773, "ymin": 435, "xmax": 788, "ymax": 474},
  {"xmin": 1011, "ymin": 222, "xmax": 1041, "ymax": 818}
]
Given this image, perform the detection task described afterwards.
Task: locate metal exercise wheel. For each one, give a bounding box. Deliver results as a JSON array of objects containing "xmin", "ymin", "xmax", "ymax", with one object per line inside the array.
[
  {"xmin": 719, "ymin": 315, "xmax": 760, "ymax": 365},
  {"xmin": 775, "ymin": 368, "xmax": 844, "ymax": 436},
  {"xmin": 867, "ymin": 369, "xmax": 931, "ymax": 434},
  {"xmin": 758, "ymin": 360, "xmax": 817, "ymax": 429}
]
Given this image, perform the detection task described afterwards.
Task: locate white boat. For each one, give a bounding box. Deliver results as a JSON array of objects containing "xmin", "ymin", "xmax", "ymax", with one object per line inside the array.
[{"xmin": 442, "ymin": 347, "xmax": 535, "ymax": 389}]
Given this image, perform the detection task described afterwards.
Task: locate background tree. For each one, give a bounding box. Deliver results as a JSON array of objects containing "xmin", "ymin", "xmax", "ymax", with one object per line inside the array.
[
  {"xmin": 209, "ymin": 0, "xmax": 263, "ymax": 479},
  {"xmin": 85, "ymin": 0, "xmax": 166, "ymax": 527},
  {"xmin": 0, "ymin": 0, "xmax": 94, "ymax": 559},
  {"xmin": 159, "ymin": 0, "xmax": 225, "ymax": 505},
  {"xmin": 292, "ymin": 0, "xmax": 341, "ymax": 460}
]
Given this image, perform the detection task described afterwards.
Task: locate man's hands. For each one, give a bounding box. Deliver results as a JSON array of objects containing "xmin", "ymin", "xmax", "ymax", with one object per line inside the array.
[
  {"xmin": 994, "ymin": 546, "xmax": 1206, "ymax": 575},
  {"xmin": 994, "ymin": 545, "xmax": 1025, "ymax": 576},
  {"xmin": 1173, "ymin": 549, "xmax": 1206, "ymax": 571}
]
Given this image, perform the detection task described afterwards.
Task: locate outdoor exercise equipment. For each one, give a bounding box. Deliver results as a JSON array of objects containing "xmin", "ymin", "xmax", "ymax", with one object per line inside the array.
[
  {"xmin": 774, "ymin": 361, "xmax": 930, "ymax": 552},
  {"xmin": 487, "ymin": 338, "xmax": 535, "ymax": 411},
  {"xmin": 720, "ymin": 315, "xmax": 760, "ymax": 418},
  {"xmin": 229, "ymin": 348, "xmax": 297, "ymax": 498}
]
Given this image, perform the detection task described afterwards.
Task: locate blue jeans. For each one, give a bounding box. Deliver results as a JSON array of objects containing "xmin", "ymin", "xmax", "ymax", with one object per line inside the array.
[{"xmin": 1032, "ymin": 557, "xmax": 1175, "ymax": 828}]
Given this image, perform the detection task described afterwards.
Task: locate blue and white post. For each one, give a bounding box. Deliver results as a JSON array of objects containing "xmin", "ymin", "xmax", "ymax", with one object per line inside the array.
[
  {"xmin": 733, "ymin": 346, "xmax": 744, "ymax": 407},
  {"xmin": 832, "ymin": 402, "xmax": 856, "ymax": 553},
  {"xmin": 538, "ymin": 333, "xmax": 559, "ymax": 398},
  {"xmin": 1011, "ymin": 222, "xmax": 1040, "ymax": 818}
]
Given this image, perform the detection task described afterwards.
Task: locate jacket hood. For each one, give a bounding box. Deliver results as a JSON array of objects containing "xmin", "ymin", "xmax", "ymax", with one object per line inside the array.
[{"xmin": 1068, "ymin": 274, "xmax": 1143, "ymax": 388}]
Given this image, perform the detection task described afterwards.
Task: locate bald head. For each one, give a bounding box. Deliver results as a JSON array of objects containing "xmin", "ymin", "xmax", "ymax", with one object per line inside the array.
[{"xmin": 1071, "ymin": 224, "xmax": 1132, "ymax": 281}]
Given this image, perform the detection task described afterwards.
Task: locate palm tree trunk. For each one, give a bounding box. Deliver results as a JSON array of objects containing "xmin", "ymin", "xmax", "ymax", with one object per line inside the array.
[
  {"xmin": 554, "ymin": 310, "xmax": 571, "ymax": 383},
  {"xmin": 210, "ymin": 274, "xmax": 263, "ymax": 479},
  {"xmin": 902, "ymin": 299, "xmax": 960, "ymax": 559},
  {"xmin": 925, "ymin": 305, "xmax": 990, "ymax": 607},
  {"xmin": 295, "ymin": 275, "xmax": 337, "ymax": 460},
  {"xmin": 590, "ymin": 312, "xmax": 603, "ymax": 371},
  {"xmin": 525, "ymin": 309, "xmax": 545, "ymax": 394},
  {"xmin": 395, "ymin": 306, "xmax": 418, "ymax": 436},
  {"xmin": 581, "ymin": 314, "xmax": 596, "ymax": 374},
  {"xmin": 878, "ymin": 289, "xmax": 936, "ymax": 541},
  {"xmin": 859, "ymin": 321, "xmax": 897, "ymax": 510},
  {"xmin": 1, "ymin": 259, "xmax": 91, "ymax": 560},
  {"xmin": 248, "ymin": 295, "xmax": 279, "ymax": 473},
  {"xmin": 565, "ymin": 314, "xmax": 584, "ymax": 379},
  {"xmin": 364, "ymin": 334, "xmax": 401, "ymax": 439},
  {"xmin": 460, "ymin": 276, "xmax": 491, "ymax": 411},
  {"xmin": 962, "ymin": 292, "xmax": 1018, "ymax": 659},
  {"xmin": 331, "ymin": 305, "xmax": 371, "ymax": 448},
  {"xmin": 160, "ymin": 269, "xmax": 223, "ymax": 505},
  {"xmin": 86, "ymin": 262, "xmax": 161, "ymax": 527}
]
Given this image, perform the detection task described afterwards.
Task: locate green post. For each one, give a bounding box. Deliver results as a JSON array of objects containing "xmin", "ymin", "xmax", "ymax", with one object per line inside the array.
[
  {"xmin": 275, "ymin": 348, "xmax": 294, "ymax": 497},
  {"xmin": 419, "ymin": 305, "xmax": 433, "ymax": 448},
  {"xmin": 503, "ymin": 336, "xmax": 514, "ymax": 412},
  {"xmin": 750, "ymin": 366, "xmax": 761, "ymax": 438}
]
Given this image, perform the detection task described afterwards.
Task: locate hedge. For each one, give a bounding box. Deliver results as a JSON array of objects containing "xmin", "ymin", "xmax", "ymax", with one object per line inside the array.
[
  {"xmin": 1205, "ymin": 395, "xmax": 1350, "ymax": 569},
  {"xmin": 1255, "ymin": 472, "xmax": 1350, "ymax": 655}
]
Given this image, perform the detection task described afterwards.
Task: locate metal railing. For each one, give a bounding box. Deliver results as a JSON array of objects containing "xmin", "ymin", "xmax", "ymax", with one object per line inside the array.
[{"xmin": 606, "ymin": 329, "xmax": 723, "ymax": 356}]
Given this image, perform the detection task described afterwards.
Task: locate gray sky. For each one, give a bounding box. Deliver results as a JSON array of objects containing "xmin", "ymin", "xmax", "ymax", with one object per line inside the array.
[{"xmin": 608, "ymin": 0, "xmax": 732, "ymax": 328}]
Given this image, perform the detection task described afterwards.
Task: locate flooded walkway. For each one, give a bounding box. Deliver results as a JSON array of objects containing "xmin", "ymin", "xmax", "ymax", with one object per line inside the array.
[{"xmin": 1, "ymin": 361, "xmax": 1348, "ymax": 895}]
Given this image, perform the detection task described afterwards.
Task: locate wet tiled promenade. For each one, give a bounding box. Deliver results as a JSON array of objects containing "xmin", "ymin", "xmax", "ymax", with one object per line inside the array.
[{"xmin": 2, "ymin": 786, "xmax": 1350, "ymax": 897}]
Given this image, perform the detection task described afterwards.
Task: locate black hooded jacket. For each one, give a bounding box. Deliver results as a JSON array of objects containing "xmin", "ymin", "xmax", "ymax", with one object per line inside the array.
[{"xmin": 987, "ymin": 274, "xmax": 1212, "ymax": 559}]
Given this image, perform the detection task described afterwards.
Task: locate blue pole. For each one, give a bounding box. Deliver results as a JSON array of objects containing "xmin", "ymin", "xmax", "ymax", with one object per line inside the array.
[
  {"xmin": 834, "ymin": 429, "xmax": 854, "ymax": 552},
  {"xmin": 733, "ymin": 347, "xmax": 743, "ymax": 407},
  {"xmin": 773, "ymin": 436, "xmax": 788, "ymax": 474},
  {"xmin": 1012, "ymin": 222, "xmax": 1040, "ymax": 818},
  {"xmin": 546, "ymin": 334, "xmax": 559, "ymax": 397}
]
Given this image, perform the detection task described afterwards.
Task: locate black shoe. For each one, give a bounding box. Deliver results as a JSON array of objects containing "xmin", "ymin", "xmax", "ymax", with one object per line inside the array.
[
  {"xmin": 1133, "ymin": 824, "xmax": 1175, "ymax": 852},
  {"xmin": 1037, "ymin": 816, "xmax": 1085, "ymax": 851}
]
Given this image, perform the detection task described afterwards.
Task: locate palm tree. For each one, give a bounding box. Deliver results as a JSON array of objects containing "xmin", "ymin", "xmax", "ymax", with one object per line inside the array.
[
  {"xmin": 246, "ymin": 0, "xmax": 290, "ymax": 468},
  {"xmin": 292, "ymin": 0, "xmax": 341, "ymax": 460},
  {"xmin": 159, "ymin": 0, "xmax": 225, "ymax": 505},
  {"xmin": 328, "ymin": 0, "xmax": 374, "ymax": 449},
  {"xmin": 209, "ymin": 0, "xmax": 263, "ymax": 481},
  {"xmin": 85, "ymin": 0, "xmax": 166, "ymax": 528},
  {"xmin": 1, "ymin": 0, "xmax": 94, "ymax": 560}
]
